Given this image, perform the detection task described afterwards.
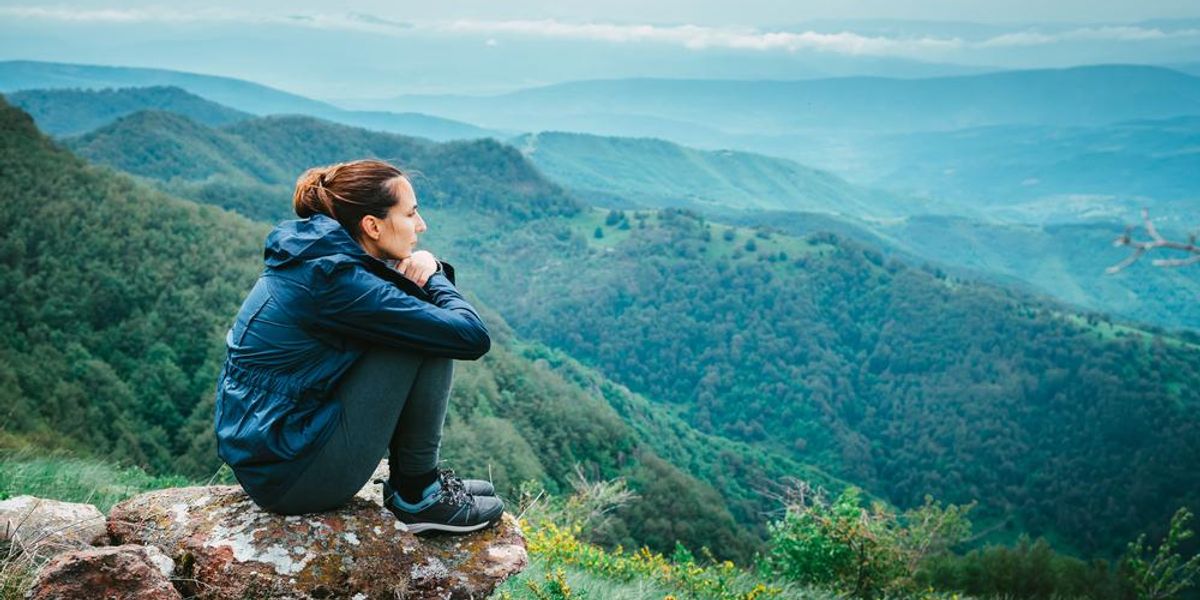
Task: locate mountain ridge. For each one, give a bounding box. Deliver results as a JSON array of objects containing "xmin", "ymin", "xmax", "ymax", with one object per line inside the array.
[
  {"xmin": 0, "ymin": 60, "xmax": 500, "ymax": 142},
  {"xmin": 384, "ymin": 64, "xmax": 1200, "ymax": 134},
  {"xmin": 5, "ymin": 86, "xmax": 250, "ymax": 136}
]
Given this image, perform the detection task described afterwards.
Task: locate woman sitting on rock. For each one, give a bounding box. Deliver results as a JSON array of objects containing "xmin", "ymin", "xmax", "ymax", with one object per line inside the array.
[{"xmin": 213, "ymin": 159, "xmax": 503, "ymax": 534}]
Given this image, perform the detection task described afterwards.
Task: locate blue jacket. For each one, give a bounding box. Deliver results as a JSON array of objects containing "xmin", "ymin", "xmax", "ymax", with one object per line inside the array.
[{"xmin": 214, "ymin": 213, "xmax": 490, "ymax": 507}]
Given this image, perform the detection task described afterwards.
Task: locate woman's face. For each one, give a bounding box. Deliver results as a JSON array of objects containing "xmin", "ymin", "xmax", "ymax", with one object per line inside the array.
[{"xmin": 360, "ymin": 176, "xmax": 427, "ymax": 260}]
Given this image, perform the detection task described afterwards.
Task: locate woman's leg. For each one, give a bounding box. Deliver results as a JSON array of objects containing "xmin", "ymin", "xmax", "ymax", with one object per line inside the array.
[
  {"xmin": 268, "ymin": 347, "xmax": 452, "ymax": 515},
  {"xmin": 389, "ymin": 357, "xmax": 453, "ymax": 477}
]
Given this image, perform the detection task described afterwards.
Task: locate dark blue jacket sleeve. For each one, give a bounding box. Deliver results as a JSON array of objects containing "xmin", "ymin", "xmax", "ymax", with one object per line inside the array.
[{"xmin": 313, "ymin": 263, "xmax": 491, "ymax": 360}]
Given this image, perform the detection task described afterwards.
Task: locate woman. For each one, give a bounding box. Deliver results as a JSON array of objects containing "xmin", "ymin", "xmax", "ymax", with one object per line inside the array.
[{"xmin": 214, "ymin": 159, "xmax": 503, "ymax": 534}]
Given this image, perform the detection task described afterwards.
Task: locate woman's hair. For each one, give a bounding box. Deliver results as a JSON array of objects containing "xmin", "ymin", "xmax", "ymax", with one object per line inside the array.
[{"xmin": 292, "ymin": 159, "xmax": 407, "ymax": 241}]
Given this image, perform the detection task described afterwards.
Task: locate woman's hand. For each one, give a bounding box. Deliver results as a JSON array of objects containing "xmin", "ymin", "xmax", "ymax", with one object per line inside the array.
[{"xmin": 395, "ymin": 250, "xmax": 440, "ymax": 287}]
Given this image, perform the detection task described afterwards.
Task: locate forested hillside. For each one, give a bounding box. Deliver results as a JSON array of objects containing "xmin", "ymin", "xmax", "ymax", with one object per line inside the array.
[
  {"xmin": 460, "ymin": 207, "xmax": 1200, "ymax": 558},
  {"xmin": 511, "ymin": 131, "xmax": 931, "ymax": 217},
  {"xmin": 0, "ymin": 102, "xmax": 263, "ymax": 471},
  {"xmin": 65, "ymin": 109, "xmax": 576, "ymax": 222},
  {"xmin": 13, "ymin": 95, "xmax": 1200, "ymax": 561},
  {"xmin": 726, "ymin": 210, "xmax": 1200, "ymax": 331},
  {"xmin": 6, "ymin": 86, "xmax": 250, "ymax": 136},
  {"xmin": 506, "ymin": 127, "xmax": 1198, "ymax": 331}
]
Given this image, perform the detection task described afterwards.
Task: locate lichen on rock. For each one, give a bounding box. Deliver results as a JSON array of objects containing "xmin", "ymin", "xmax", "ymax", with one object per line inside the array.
[
  {"xmin": 105, "ymin": 485, "xmax": 526, "ymax": 599},
  {"xmin": 27, "ymin": 544, "xmax": 181, "ymax": 600}
]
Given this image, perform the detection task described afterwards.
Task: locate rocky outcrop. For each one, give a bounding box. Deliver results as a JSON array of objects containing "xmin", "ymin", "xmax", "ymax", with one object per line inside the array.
[
  {"xmin": 106, "ymin": 485, "xmax": 526, "ymax": 599},
  {"xmin": 27, "ymin": 544, "xmax": 181, "ymax": 600},
  {"xmin": 0, "ymin": 495, "xmax": 106, "ymax": 558},
  {"xmin": 19, "ymin": 464, "xmax": 526, "ymax": 600}
]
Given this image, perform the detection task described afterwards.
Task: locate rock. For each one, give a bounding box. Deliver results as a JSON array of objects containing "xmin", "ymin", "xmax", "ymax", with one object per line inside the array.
[
  {"xmin": 353, "ymin": 460, "xmax": 392, "ymax": 505},
  {"xmin": 107, "ymin": 485, "xmax": 527, "ymax": 599},
  {"xmin": 27, "ymin": 543, "xmax": 181, "ymax": 600},
  {"xmin": 0, "ymin": 496, "xmax": 106, "ymax": 558}
]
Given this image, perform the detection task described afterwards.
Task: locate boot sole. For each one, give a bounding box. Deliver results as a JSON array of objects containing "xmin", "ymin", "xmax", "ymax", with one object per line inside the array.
[{"xmin": 403, "ymin": 519, "xmax": 499, "ymax": 535}]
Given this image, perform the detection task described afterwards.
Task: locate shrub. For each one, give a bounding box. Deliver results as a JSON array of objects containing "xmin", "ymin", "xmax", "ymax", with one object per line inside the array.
[
  {"xmin": 759, "ymin": 483, "xmax": 972, "ymax": 598},
  {"xmin": 1122, "ymin": 507, "xmax": 1200, "ymax": 600}
]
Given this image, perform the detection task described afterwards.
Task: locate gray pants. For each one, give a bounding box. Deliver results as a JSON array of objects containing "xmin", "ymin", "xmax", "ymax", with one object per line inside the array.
[{"xmin": 269, "ymin": 347, "xmax": 453, "ymax": 515}]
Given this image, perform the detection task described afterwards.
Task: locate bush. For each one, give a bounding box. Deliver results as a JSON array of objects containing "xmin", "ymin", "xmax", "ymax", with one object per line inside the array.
[
  {"xmin": 1122, "ymin": 507, "xmax": 1200, "ymax": 600},
  {"xmin": 515, "ymin": 468, "xmax": 798, "ymax": 599},
  {"xmin": 919, "ymin": 535, "xmax": 1123, "ymax": 599},
  {"xmin": 759, "ymin": 484, "xmax": 972, "ymax": 598}
]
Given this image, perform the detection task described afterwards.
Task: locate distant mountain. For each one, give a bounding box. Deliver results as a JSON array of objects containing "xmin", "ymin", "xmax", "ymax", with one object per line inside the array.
[
  {"xmin": 65, "ymin": 110, "xmax": 577, "ymax": 223},
  {"xmin": 1165, "ymin": 62, "xmax": 1200, "ymax": 77},
  {"xmin": 4, "ymin": 86, "xmax": 250, "ymax": 136},
  {"xmin": 68, "ymin": 109, "xmax": 284, "ymax": 182},
  {"xmin": 636, "ymin": 118, "xmax": 1198, "ymax": 225},
  {"xmin": 511, "ymin": 131, "xmax": 947, "ymax": 218},
  {"xmin": 387, "ymin": 65, "xmax": 1200, "ymax": 136},
  {"xmin": 837, "ymin": 116, "xmax": 1200, "ymax": 216},
  {"xmin": 0, "ymin": 61, "xmax": 498, "ymax": 141}
]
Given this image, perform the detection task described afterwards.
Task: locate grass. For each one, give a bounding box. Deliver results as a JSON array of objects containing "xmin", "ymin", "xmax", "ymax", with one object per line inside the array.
[
  {"xmin": 492, "ymin": 552, "xmax": 831, "ymax": 600},
  {"xmin": 493, "ymin": 517, "xmax": 838, "ymax": 600},
  {"xmin": 493, "ymin": 555, "xmax": 982, "ymax": 600},
  {"xmin": 567, "ymin": 207, "xmax": 838, "ymax": 268},
  {"xmin": 0, "ymin": 451, "xmax": 194, "ymax": 599},
  {"xmin": 0, "ymin": 450, "xmax": 191, "ymax": 513},
  {"xmin": 493, "ymin": 558, "xmax": 681, "ymax": 599},
  {"xmin": 573, "ymin": 207, "xmax": 644, "ymax": 249},
  {"xmin": 1061, "ymin": 313, "xmax": 1200, "ymax": 351}
]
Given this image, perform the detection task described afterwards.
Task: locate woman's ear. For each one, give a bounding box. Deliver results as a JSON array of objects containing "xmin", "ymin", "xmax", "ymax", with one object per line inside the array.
[{"xmin": 360, "ymin": 215, "xmax": 383, "ymax": 241}]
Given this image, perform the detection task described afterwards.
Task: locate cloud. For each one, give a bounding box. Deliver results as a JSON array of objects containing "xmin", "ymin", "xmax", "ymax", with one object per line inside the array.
[
  {"xmin": 438, "ymin": 20, "xmax": 964, "ymax": 56},
  {"xmin": 0, "ymin": 6, "xmax": 235, "ymax": 23},
  {"xmin": 1, "ymin": 7, "xmax": 1196, "ymax": 59},
  {"xmin": 978, "ymin": 25, "xmax": 1200, "ymax": 47},
  {"xmin": 0, "ymin": 6, "xmax": 415, "ymax": 34}
]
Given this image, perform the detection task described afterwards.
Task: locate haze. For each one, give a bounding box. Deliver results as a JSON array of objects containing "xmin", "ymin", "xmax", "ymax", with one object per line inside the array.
[{"xmin": 1, "ymin": 1, "xmax": 1198, "ymax": 97}]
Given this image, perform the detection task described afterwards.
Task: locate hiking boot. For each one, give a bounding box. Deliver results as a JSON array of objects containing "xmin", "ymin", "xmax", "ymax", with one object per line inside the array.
[
  {"xmin": 379, "ymin": 475, "xmax": 504, "ymax": 535},
  {"xmin": 438, "ymin": 467, "xmax": 495, "ymax": 497}
]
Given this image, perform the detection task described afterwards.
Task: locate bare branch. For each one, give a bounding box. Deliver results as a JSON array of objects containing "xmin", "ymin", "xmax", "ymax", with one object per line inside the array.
[{"xmin": 1107, "ymin": 209, "xmax": 1199, "ymax": 274}]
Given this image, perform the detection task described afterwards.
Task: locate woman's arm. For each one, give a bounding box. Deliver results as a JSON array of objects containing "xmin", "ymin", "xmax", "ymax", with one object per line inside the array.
[{"xmin": 313, "ymin": 262, "xmax": 491, "ymax": 360}]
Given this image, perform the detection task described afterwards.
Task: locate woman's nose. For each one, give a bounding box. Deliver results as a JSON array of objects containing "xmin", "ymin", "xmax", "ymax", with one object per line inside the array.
[{"xmin": 416, "ymin": 214, "xmax": 428, "ymax": 232}]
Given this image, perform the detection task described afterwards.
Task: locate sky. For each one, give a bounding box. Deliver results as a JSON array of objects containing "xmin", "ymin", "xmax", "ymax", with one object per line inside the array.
[
  {"xmin": 4, "ymin": 0, "xmax": 1199, "ymax": 25},
  {"xmin": 1, "ymin": 1, "xmax": 1198, "ymax": 97}
]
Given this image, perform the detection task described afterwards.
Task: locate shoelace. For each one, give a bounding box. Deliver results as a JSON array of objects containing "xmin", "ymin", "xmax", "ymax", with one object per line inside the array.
[{"xmin": 437, "ymin": 467, "xmax": 471, "ymax": 507}]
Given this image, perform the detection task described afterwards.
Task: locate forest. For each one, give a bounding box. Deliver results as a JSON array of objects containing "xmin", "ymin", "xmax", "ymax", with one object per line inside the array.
[
  {"xmin": 2, "ymin": 92, "xmax": 1199, "ymax": 597},
  {"xmin": 45, "ymin": 102, "xmax": 1200, "ymax": 559}
]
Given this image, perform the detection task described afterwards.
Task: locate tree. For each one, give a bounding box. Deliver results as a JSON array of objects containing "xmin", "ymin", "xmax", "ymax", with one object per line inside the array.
[
  {"xmin": 760, "ymin": 483, "xmax": 973, "ymax": 598},
  {"xmin": 1122, "ymin": 507, "xmax": 1200, "ymax": 600},
  {"xmin": 1108, "ymin": 209, "xmax": 1199, "ymax": 272}
]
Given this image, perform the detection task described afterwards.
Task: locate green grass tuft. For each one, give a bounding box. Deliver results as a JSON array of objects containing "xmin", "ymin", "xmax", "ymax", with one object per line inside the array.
[{"xmin": 0, "ymin": 450, "xmax": 191, "ymax": 514}]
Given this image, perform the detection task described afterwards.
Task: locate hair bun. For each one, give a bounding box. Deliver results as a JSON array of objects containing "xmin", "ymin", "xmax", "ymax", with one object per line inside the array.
[
  {"xmin": 293, "ymin": 167, "xmax": 335, "ymax": 218},
  {"xmin": 289, "ymin": 159, "xmax": 407, "ymax": 240}
]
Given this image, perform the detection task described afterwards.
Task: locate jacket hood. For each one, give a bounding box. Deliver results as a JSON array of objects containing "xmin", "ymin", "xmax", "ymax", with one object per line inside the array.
[{"xmin": 264, "ymin": 214, "xmax": 369, "ymax": 268}]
